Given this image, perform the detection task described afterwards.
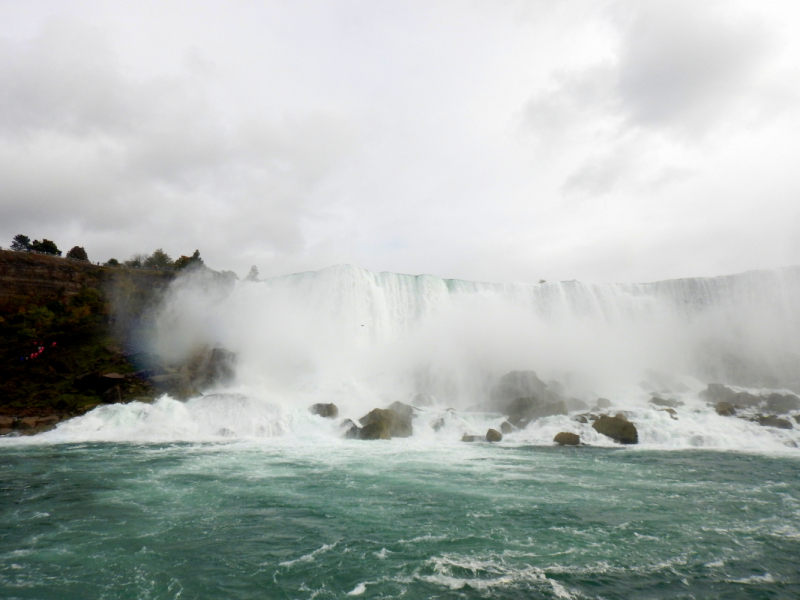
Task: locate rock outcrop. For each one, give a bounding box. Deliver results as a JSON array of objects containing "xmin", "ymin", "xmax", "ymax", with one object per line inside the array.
[
  {"xmin": 310, "ymin": 403, "xmax": 339, "ymax": 418},
  {"xmin": 505, "ymin": 397, "xmax": 568, "ymax": 428},
  {"xmin": 358, "ymin": 406, "xmax": 413, "ymax": 439},
  {"xmin": 486, "ymin": 428, "xmax": 502, "ymax": 442},
  {"xmin": 757, "ymin": 415, "xmax": 794, "ymax": 429},
  {"xmin": 649, "ymin": 397, "xmax": 684, "ymax": 408},
  {"xmin": 554, "ymin": 432, "xmax": 580, "ymax": 445},
  {"xmin": 765, "ymin": 393, "xmax": 800, "ymax": 414},
  {"xmin": 490, "ymin": 371, "xmax": 547, "ymax": 408},
  {"xmin": 716, "ymin": 401, "xmax": 736, "ymax": 416},
  {"xmin": 592, "ymin": 414, "xmax": 639, "ymax": 444},
  {"xmin": 339, "ymin": 419, "xmax": 360, "ymax": 438}
]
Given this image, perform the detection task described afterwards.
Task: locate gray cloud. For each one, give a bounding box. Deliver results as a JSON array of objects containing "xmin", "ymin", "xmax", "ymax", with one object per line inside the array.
[
  {"xmin": 1, "ymin": 1, "xmax": 799, "ymax": 285},
  {"xmin": 616, "ymin": 1, "xmax": 772, "ymax": 132},
  {"xmin": 0, "ymin": 17, "xmax": 355, "ymax": 266}
]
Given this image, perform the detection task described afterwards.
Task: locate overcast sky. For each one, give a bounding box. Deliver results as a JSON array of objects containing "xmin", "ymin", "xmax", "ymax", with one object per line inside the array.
[{"xmin": 1, "ymin": 0, "xmax": 799, "ymax": 283}]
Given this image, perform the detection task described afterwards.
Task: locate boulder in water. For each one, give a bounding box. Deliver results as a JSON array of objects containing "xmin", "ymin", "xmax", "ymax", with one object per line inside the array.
[
  {"xmin": 700, "ymin": 384, "xmax": 736, "ymax": 403},
  {"xmin": 500, "ymin": 421, "xmax": 513, "ymax": 434},
  {"xmin": 573, "ymin": 414, "xmax": 588, "ymax": 424},
  {"xmin": 554, "ymin": 432, "xmax": 580, "ymax": 445},
  {"xmin": 359, "ymin": 420, "xmax": 391, "ymax": 440},
  {"xmin": 486, "ymin": 428, "xmax": 502, "ymax": 442},
  {"xmin": 432, "ymin": 417, "xmax": 445, "ymax": 431},
  {"xmin": 505, "ymin": 397, "xmax": 568, "ymax": 428},
  {"xmin": 592, "ymin": 414, "xmax": 638, "ymax": 444},
  {"xmin": 339, "ymin": 419, "xmax": 360, "ymax": 439},
  {"xmin": 358, "ymin": 407, "xmax": 412, "ymax": 438},
  {"xmin": 490, "ymin": 371, "xmax": 547, "ymax": 408},
  {"xmin": 757, "ymin": 415, "xmax": 793, "ymax": 429},
  {"xmin": 649, "ymin": 397, "xmax": 683, "ymax": 408},
  {"xmin": 765, "ymin": 393, "xmax": 800, "ymax": 414},
  {"xmin": 310, "ymin": 403, "xmax": 339, "ymax": 418},
  {"xmin": 596, "ymin": 398, "xmax": 612, "ymax": 409},
  {"xmin": 461, "ymin": 434, "xmax": 480, "ymax": 442},
  {"xmin": 733, "ymin": 391, "xmax": 761, "ymax": 408},
  {"xmin": 716, "ymin": 402, "xmax": 736, "ymax": 416},
  {"xmin": 386, "ymin": 401, "xmax": 415, "ymax": 421}
]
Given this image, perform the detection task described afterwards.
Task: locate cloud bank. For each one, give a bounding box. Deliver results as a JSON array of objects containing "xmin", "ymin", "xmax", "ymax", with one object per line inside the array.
[{"xmin": 1, "ymin": 0, "xmax": 799, "ymax": 283}]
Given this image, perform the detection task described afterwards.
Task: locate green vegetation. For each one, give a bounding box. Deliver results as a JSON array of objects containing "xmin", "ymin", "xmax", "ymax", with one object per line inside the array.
[
  {"xmin": 66, "ymin": 246, "xmax": 89, "ymax": 261},
  {"xmin": 0, "ymin": 286, "xmax": 147, "ymax": 415},
  {"xmin": 10, "ymin": 234, "xmax": 31, "ymax": 252},
  {"xmin": 30, "ymin": 239, "xmax": 61, "ymax": 255},
  {"xmin": 9, "ymin": 235, "xmax": 208, "ymax": 274}
]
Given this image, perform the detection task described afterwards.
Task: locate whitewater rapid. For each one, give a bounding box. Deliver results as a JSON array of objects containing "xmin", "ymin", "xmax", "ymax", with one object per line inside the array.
[{"xmin": 4, "ymin": 264, "xmax": 800, "ymax": 451}]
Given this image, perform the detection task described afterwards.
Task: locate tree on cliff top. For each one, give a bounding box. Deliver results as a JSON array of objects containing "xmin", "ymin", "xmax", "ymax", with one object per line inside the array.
[
  {"xmin": 10, "ymin": 235, "xmax": 31, "ymax": 251},
  {"xmin": 144, "ymin": 248, "xmax": 174, "ymax": 270},
  {"xmin": 66, "ymin": 246, "xmax": 89, "ymax": 261},
  {"xmin": 30, "ymin": 239, "xmax": 61, "ymax": 256},
  {"xmin": 174, "ymin": 250, "xmax": 204, "ymax": 271}
]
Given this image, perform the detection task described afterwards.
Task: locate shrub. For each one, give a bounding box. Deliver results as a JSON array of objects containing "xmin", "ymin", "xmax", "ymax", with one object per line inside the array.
[{"xmin": 66, "ymin": 246, "xmax": 89, "ymax": 261}]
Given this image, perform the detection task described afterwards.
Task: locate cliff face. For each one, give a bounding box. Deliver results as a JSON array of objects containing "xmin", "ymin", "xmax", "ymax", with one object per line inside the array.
[
  {"xmin": 0, "ymin": 249, "xmax": 106, "ymax": 297},
  {"xmin": 0, "ymin": 249, "xmax": 176, "ymax": 299},
  {"xmin": 0, "ymin": 250, "xmax": 177, "ymax": 421}
]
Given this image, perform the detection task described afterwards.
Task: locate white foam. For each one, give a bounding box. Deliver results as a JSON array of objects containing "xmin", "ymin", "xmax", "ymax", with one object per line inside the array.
[{"xmin": 278, "ymin": 542, "xmax": 337, "ymax": 568}]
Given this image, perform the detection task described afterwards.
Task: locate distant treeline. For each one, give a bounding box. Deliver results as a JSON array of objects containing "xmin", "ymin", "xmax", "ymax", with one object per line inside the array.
[{"xmin": 9, "ymin": 234, "xmax": 205, "ymax": 272}]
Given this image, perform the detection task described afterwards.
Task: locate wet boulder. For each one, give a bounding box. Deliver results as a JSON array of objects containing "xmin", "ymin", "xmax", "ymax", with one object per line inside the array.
[
  {"xmin": 554, "ymin": 432, "xmax": 580, "ymax": 446},
  {"xmin": 765, "ymin": 393, "xmax": 800, "ymax": 414},
  {"xmin": 500, "ymin": 421, "xmax": 513, "ymax": 434},
  {"xmin": 461, "ymin": 434, "xmax": 481, "ymax": 442},
  {"xmin": 573, "ymin": 414, "xmax": 588, "ymax": 424},
  {"xmin": 700, "ymin": 384, "xmax": 737, "ymax": 403},
  {"xmin": 732, "ymin": 391, "xmax": 761, "ymax": 408},
  {"xmin": 490, "ymin": 371, "xmax": 548, "ymax": 408},
  {"xmin": 359, "ymin": 420, "xmax": 391, "ymax": 440},
  {"xmin": 386, "ymin": 401, "xmax": 415, "ymax": 422},
  {"xmin": 358, "ymin": 407, "xmax": 413, "ymax": 438},
  {"xmin": 505, "ymin": 397, "xmax": 568, "ymax": 428},
  {"xmin": 310, "ymin": 403, "xmax": 339, "ymax": 418},
  {"xmin": 596, "ymin": 398, "xmax": 612, "ymax": 409},
  {"xmin": 193, "ymin": 347, "xmax": 236, "ymax": 389},
  {"xmin": 432, "ymin": 417, "xmax": 446, "ymax": 431},
  {"xmin": 592, "ymin": 414, "xmax": 639, "ymax": 444},
  {"xmin": 716, "ymin": 401, "xmax": 736, "ymax": 416},
  {"xmin": 339, "ymin": 419, "xmax": 360, "ymax": 439},
  {"xmin": 486, "ymin": 428, "xmax": 502, "ymax": 442},
  {"xmin": 649, "ymin": 397, "xmax": 683, "ymax": 408},
  {"xmin": 757, "ymin": 415, "xmax": 794, "ymax": 429}
]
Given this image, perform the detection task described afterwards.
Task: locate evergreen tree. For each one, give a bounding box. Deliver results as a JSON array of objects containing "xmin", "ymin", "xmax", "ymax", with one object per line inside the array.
[
  {"xmin": 245, "ymin": 265, "xmax": 259, "ymax": 281},
  {"xmin": 30, "ymin": 239, "xmax": 61, "ymax": 256},
  {"xmin": 10, "ymin": 234, "xmax": 31, "ymax": 251},
  {"xmin": 144, "ymin": 248, "xmax": 174, "ymax": 269}
]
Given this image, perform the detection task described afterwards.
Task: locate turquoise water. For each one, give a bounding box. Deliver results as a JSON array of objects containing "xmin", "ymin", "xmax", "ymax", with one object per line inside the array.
[{"xmin": 1, "ymin": 441, "xmax": 798, "ymax": 599}]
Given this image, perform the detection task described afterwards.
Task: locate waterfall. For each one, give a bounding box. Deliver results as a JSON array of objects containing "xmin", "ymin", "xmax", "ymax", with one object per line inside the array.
[{"xmin": 150, "ymin": 264, "xmax": 800, "ymax": 408}]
